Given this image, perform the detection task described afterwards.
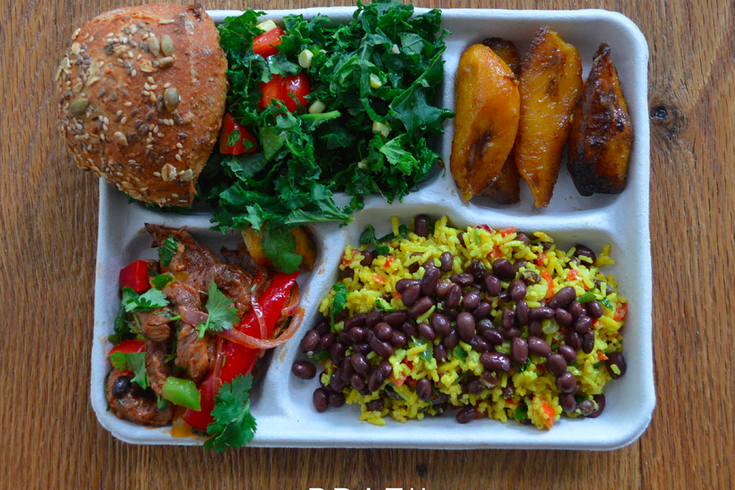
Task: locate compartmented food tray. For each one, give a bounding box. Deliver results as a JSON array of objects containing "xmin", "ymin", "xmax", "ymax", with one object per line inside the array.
[{"xmin": 91, "ymin": 7, "xmax": 654, "ymax": 449}]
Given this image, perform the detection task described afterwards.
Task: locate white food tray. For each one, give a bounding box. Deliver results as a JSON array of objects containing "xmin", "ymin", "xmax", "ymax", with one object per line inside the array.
[{"xmin": 91, "ymin": 7, "xmax": 654, "ymax": 450}]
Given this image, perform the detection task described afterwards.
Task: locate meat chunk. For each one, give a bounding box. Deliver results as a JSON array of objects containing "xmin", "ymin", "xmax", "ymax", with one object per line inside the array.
[
  {"xmin": 146, "ymin": 224, "xmax": 222, "ymax": 274},
  {"xmin": 145, "ymin": 341, "xmax": 171, "ymax": 398},
  {"xmin": 176, "ymin": 324, "xmax": 215, "ymax": 383},
  {"xmin": 136, "ymin": 308, "xmax": 171, "ymax": 342},
  {"xmin": 164, "ymin": 281, "xmax": 202, "ymax": 311},
  {"xmin": 107, "ymin": 369, "xmax": 172, "ymax": 426},
  {"xmin": 186, "ymin": 263, "xmax": 253, "ymax": 317}
]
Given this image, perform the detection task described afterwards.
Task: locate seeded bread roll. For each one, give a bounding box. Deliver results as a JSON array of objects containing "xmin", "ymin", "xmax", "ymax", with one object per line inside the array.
[{"xmin": 56, "ymin": 3, "xmax": 227, "ymax": 206}]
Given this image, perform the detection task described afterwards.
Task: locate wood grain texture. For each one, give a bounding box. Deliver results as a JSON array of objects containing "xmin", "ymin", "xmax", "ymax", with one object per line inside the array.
[{"xmin": 1, "ymin": 0, "xmax": 733, "ymax": 488}]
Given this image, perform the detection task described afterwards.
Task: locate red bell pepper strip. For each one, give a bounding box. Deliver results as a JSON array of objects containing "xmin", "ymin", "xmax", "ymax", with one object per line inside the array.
[
  {"xmin": 183, "ymin": 271, "xmax": 299, "ymax": 432},
  {"xmin": 120, "ymin": 260, "xmax": 150, "ymax": 294},
  {"xmin": 219, "ymin": 113, "xmax": 257, "ymax": 155},
  {"xmin": 253, "ymin": 26, "xmax": 284, "ymax": 58},
  {"xmin": 109, "ymin": 339, "xmax": 146, "ymax": 356}
]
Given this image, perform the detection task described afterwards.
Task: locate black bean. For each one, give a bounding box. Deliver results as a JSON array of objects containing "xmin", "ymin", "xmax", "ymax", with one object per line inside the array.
[
  {"xmin": 511, "ymin": 337, "xmax": 528, "ymax": 364},
  {"xmin": 431, "ymin": 313, "xmax": 452, "ymax": 336},
  {"xmin": 407, "ymin": 253, "xmax": 422, "ymax": 273},
  {"xmin": 360, "ymin": 250, "xmax": 374, "ymax": 267},
  {"xmin": 334, "ymin": 310, "xmax": 349, "ymax": 324},
  {"xmin": 344, "ymin": 314, "xmax": 366, "ymax": 330},
  {"xmin": 341, "ymin": 267, "xmax": 355, "ymax": 279},
  {"xmin": 515, "ymin": 300, "xmax": 529, "ymax": 326},
  {"xmin": 414, "ymin": 214, "xmax": 430, "ymax": 237},
  {"xmin": 498, "ymin": 289, "xmax": 511, "ymax": 303},
  {"xmin": 443, "ymin": 330, "xmax": 459, "ymax": 349},
  {"xmin": 606, "ymin": 352, "xmax": 627, "ymax": 379},
  {"xmin": 558, "ymin": 344, "xmax": 578, "ymax": 363},
  {"xmin": 377, "ymin": 360, "xmax": 393, "ymax": 381},
  {"xmin": 370, "ymin": 337, "xmax": 394, "ymax": 358},
  {"xmin": 373, "ymin": 322, "xmax": 391, "ymax": 341},
  {"xmin": 509, "ymin": 279, "xmax": 527, "ymax": 301},
  {"xmin": 472, "ymin": 301, "xmax": 492, "ymax": 320},
  {"xmin": 482, "ymin": 328, "xmax": 504, "ymax": 345},
  {"xmin": 351, "ymin": 353, "xmax": 372, "ymax": 375},
  {"xmin": 467, "ymin": 378, "xmax": 484, "ymax": 395},
  {"xmin": 314, "ymin": 321, "xmax": 330, "ymax": 334},
  {"xmin": 416, "ymin": 378, "xmax": 433, "ymax": 401},
  {"xmin": 516, "ymin": 232, "xmax": 531, "ymax": 246},
  {"xmin": 401, "ymin": 321, "xmax": 417, "ymax": 339},
  {"xmin": 483, "ymin": 274, "xmax": 502, "ymax": 296},
  {"xmin": 502, "ymin": 384, "xmax": 515, "ymax": 399},
  {"xmin": 476, "ymin": 318, "xmax": 492, "ymax": 337},
  {"xmin": 547, "ymin": 353, "xmax": 568, "ymax": 376},
  {"xmin": 366, "ymin": 399, "xmax": 384, "ymax": 412},
  {"xmin": 367, "ymin": 370, "xmax": 383, "ymax": 392},
  {"xmin": 568, "ymin": 301, "xmax": 585, "ymax": 320},
  {"xmin": 389, "ymin": 330, "xmax": 407, "ymax": 347},
  {"xmin": 301, "ymin": 329, "xmax": 320, "ymax": 352},
  {"xmin": 556, "ymin": 372, "xmax": 576, "ymax": 393},
  {"xmin": 582, "ymin": 331, "xmax": 595, "ymax": 354},
  {"xmin": 436, "ymin": 279, "xmax": 453, "ymax": 297},
  {"xmin": 452, "ymin": 273, "xmax": 474, "ymax": 288},
  {"xmin": 565, "ymin": 331, "xmax": 582, "ymax": 351},
  {"xmin": 350, "ymin": 373, "xmax": 366, "ymax": 391},
  {"xmin": 341, "ymin": 357, "xmax": 355, "ymax": 380},
  {"xmin": 587, "ymin": 300, "xmax": 604, "ymax": 319},
  {"xmin": 439, "ymin": 252, "xmax": 454, "ymax": 272},
  {"xmin": 457, "ymin": 312, "xmax": 476, "ymax": 342},
  {"xmin": 470, "ymin": 335, "xmax": 490, "ymax": 352},
  {"xmin": 461, "ymin": 289, "xmax": 482, "ymax": 310},
  {"xmin": 395, "ymin": 278, "xmax": 418, "ymax": 293},
  {"xmin": 434, "ymin": 343, "xmax": 448, "ymax": 362},
  {"xmin": 529, "ymin": 306, "xmax": 555, "ymax": 320},
  {"xmin": 480, "ymin": 371, "xmax": 499, "ymax": 389},
  {"xmin": 353, "ymin": 342, "xmax": 370, "ymax": 356},
  {"xmin": 338, "ymin": 331, "xmax": 352, "ymax": 346},
  {"xmin": 402, "ymin": 283, "xmax": 421, "ymax": 307},
  {"xmin": 417, "ymin": 322, "xmax": 436, "ymax": 341},
  {"xmin": 445, "ymin": 307, "xmax": 460, "ymax": 320},
  {"xmin": 363, "ymin": 329, "xmax": 375, "ymax": 344},
  {"xmin": 587, "ymin": 394, "xmax": 606, "ymax": 418},
  {"xmin": 574, "ymin": 315, "xmax": 592, "ymax": 334},
  {"xmin": 313, "ymin": 388, "xmax": 330, "ymax": 413},
  {"xmin": 421, "ymin": 267, "xmax": 440, "ymax": 297},
  {"xmin": 446, "ymin": 284, "xmax": 462, "ymax": 308},
  {"xmin": 521, "ymin": 270, "xmax": 541, "ymax": 285},
  {"xmin": 513, "ymin": 260, "xmax": 528, "ymax": 275},
  {"xmin": 480, "ymin": 352, "xmax": 511, "ymax": 372},
  {"xmin": 500, "ymin": 308, "xmax": 515, "ymax": 329},
  {"xmin": 528, "ymin": 320, "xmax": 543, "ymax": 337},
  {"xmin": 560, "ymin": 394, "xmax": 576, "ymax": 413},
  {"xmin": 574, "ymin": 244, "xmax": 597, "ymax": 265},
  {"xmin": 577, "ymin": 399, "xmax": 595, "ymax": 416},
  {"xmin": 555, "ymin": 308, "xmax": 573, "ymax": 326},
  {"xmin": 329, "ymin": 369, "xmax": 347, "ymax": 392},
  {"xmin": 456, "ymin": 406, "xmax": 477, "ymax": 424},
  {"xmin": 366, "ymin": 310, "xmax": 382, "ymax": 327},
  {"xmin": 527, "ymin": 336, "xmax": 551, "ymax": 358},
  {"xmin": 548, "ymin": 286, "xmax": 576, "ymax": 309},
  {"xmin": 331, "ymin": 343, "xmax": 346, "ymax": 364},
  {"xmin": 408, "ymin": 296, "xmax": 433, "ymax": 318},
  {"xmin": 319, "ymin": 333, "xmax": 336, "ymax": 350},
  {"xmin": 458, "ymin": 232, "xmax": 467, "ymax": 247},
  {"xmin": 348, "ymin": 326, "xmax": 366, "ymax": 343},
  {"xmin": 111, "ymin": 376, "xmax": 132, "ymax": 398},
  {"xmin": 502, "ymin": 326, "xmax": 521, "ymax": 339},
  {"xmin": 595, "ymin": 280, "xmax": 614, "ymax": 296},
  {"xmin": 492, "ymin": 258, "xmax": 515, "ymax": 280},
  {"xmin": 329, "ymin": 392, "xmax": 346, "ymax": 407},
  {"xmin": 467, "ymin": 259, "xmax": 487, "ymax": 281}
]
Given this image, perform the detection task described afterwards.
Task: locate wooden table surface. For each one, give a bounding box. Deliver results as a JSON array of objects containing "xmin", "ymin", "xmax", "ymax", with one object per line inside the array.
[{"xmin": 2, "ymin": 0, "xmax": 733, "ymax": 488}]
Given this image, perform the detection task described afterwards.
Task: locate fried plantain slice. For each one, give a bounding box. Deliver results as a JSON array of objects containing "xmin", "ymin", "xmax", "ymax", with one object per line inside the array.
[
  {"xmin": 514, "ymin": 27, "xmax": 583, "ymax": 208},
  {"xmin": 568, "ymin": 43, "xmax": 633, "ymax": 196},
  {"xmin": 480, "ymin": 38, "xmax": 523, "ymax": 204},
  {"xmin": 450, "ymin": 44, "xmax": 520, "ymax": 203}
]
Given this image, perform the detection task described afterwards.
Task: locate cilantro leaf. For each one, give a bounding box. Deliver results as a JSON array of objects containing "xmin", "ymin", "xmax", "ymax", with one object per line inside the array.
[
  {"xmin": 600, "ymin": 297, "xmax": 614, "ymax": 310},
  {"xmin": 330, "ymin": 283, "xmax": 348, "ymax": 328},
  {"xmin": 110, "ymin": 351, "xmax": 149, "ymax": 390},
  {"xmin": 360, "ymin": 225, "xmax": 377, "ymax": 246},
  {"xmin": 513, "ymin": 401, "xmax": 529, "ymax": 421},
  {"xmin": 205, "ymin": 374, "xmax": 257, "ymax": 452},
  {"xmin": 261, "ymin": 225, "xmax": 302, "ymax": 273},
  {"xmin": 196, "ymin": 281, "xmax": 240, "ymax": 338},
  {"xmin": 158, "ymin": 236, "xmax": 178, "ymax": 267},
  {"xmin": 374, "ymin": 298, "xmax": 395, "ymax": 312},
  {"xmin": 453, "ymin": 346, "xmax": 467, "ymax": 360},
  {"xmin": 122, "ymin": 287, "xmax": 169, "ymax": 312},
  {"xmin": 150, "ymin": 274, "xmax": 173, "ymax": 290},
  {"xmin": 109, "ymin": 288, "xmax": 137, "ymax": 343}
]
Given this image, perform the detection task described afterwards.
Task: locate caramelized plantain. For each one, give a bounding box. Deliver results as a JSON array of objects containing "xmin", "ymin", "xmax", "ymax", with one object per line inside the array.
[
  {"xmin": 514, "ymin": 27, "xmax": 583, "ymax": 208},
  {"xmin": 450, "ymin": 44, "xmax": 520, "ymax": 202},
  {"xmin": 568, "ymin": 44, "xmax": 633, "ymax": 196},
  {"xmin": 480, "ymin": 38, "xmax": 523, "ymax": 204}
]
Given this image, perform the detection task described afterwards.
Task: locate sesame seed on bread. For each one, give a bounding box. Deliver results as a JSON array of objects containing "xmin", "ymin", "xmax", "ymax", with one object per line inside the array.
[{"xmin": 56, "ymin": 3, "xmax": 227, "ymax": 206}]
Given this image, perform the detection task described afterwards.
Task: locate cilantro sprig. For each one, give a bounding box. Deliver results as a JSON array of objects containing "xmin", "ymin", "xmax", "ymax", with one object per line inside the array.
[
  {"xmin": 205, "ymin": 374, "xmax": 257, "ymax": 452},
  {"xmin": 122, "ymin": 287, "xmax": 169, "ymax": 312},
  {"xmin": 196, "ymin": 281, "xmax": 240, "ymax": 338},
  {"xmin": 330, "ymin": 284, "xmax": 348, "ymax": 328},
  {"xmin": 158, "ymin": 236, "xmax": 178, "ymax": 267},
  {"xmin": 110, "ymin": 351, "xmax": 149, "ymax": 390}
]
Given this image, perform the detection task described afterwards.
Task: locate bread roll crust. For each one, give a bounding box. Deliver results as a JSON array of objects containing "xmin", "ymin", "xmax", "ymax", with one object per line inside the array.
[{"xmin": 56, "ymin": 3, "xmax": 227, "ymax": 206}]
